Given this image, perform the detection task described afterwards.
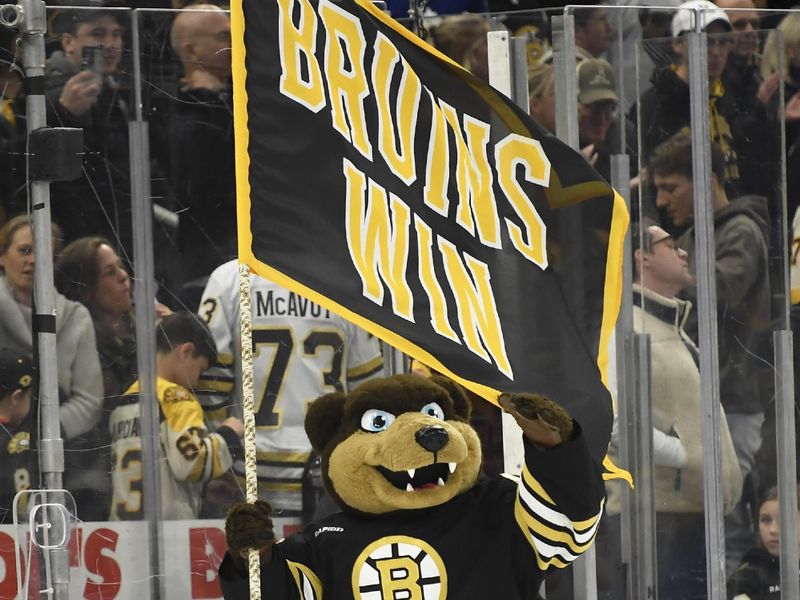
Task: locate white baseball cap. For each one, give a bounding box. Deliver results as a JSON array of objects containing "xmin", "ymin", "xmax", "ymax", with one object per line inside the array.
[{"xmin": 671, "ymin": 0, "xmax": 732, "ymax": 37}]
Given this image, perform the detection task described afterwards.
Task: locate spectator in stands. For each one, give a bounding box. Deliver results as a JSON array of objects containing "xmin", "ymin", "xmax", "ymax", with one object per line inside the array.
[
  {"xmin": 575, "ymin": 57, "xmax": 638, "ymax": 183},
  {"xmin": 529, "ymin": 60, "xmax": 637, "ymax": 184},
  {"xmin": 753, "ymin": 11, "xmax": 800, "ymax": 515},
  {"xmin": 633, "ymin": 2, "xmax": 739, "ymax": 183},
  {"xmin": 0, "ymin": 215, "xmax": 107, "ymax": 520},
  {"xmin": 528, "ymin": 63, "xmax": 557, "ymax": 133},
  {"xmin": 606, "ymin": 2, "xmax": 682, "ymax": 112},
  {"xmin": 45, "ymin": 8, "xmax": 132, "ymax": 257},
  {"xmin": 168, "ymin": 4, "xmax": 236, "ymax": 299},
  {"xmin": 761, "ymin": 14, "xmax": 800, "ymax": 219},
  {"xmin": 633, "ymin": 0, "xmax": 774, "ymax": 209},
  {"xmin": 0, "ymin": 348, "xmax": 34, "ymax": 525},
  {"xmin": 651, "ymin": 131, "xmax": 772, "ymax": 572},
  {"xmin": 55, "ymin": 236, "xmax": 172, "ymax": 398},
  {"xmin": 727, "ymin": 485, "xmax": 800, "ymax": 599},
  {"xmin": 108, "ymin": 312, "xmax": 243, "ymax": 520},
  {"xmin": 431, "ymin": 15, "xmax": 492, "ymax": 83},
  {"xmin": 600, "ymin": 220, "xmax": 742, "ymax": 599},
  {"xmin": 536, "ymin": 5, "xmax": 613, "ymax": 66},
  {"xmin": 715, "ymin": 1, "xmax": 781, "ymax": 205},
  {"xmin": 716, "ymin": 0, "xmax": 763, "ymax": 112},
  {"xmin": 56, "ymin": 237, "xmax": 135, "ymax": 398},
  {"xmin": 0, "ymin": 58, "xmax": 25, "ymax": 221},
  {"xmin": 574, "ymin": 6, "xmax": 614, "ymax": 60}
]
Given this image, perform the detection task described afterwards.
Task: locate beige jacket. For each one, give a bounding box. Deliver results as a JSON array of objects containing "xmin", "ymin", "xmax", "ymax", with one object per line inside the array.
[{"xmin": 607, "ymin": 285, "xmax": 742, "ymax": 514}]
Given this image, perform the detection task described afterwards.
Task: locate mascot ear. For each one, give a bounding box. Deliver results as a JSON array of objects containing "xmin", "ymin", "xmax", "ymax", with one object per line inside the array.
[
  {"xmin": 305, "ymin": 392, "xmax": 347, "ymax": 453},
  {"xmin": 429, "ymin": 375, "xmax": 471, "ymax": 421}
]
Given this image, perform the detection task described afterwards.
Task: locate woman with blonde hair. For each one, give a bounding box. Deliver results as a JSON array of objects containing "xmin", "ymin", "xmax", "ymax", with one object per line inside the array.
[
  {"xmin": 0, "ymin": 215, "xmax": 106, "ymax": 520},
  {"xmin": 760, "ymin": 13, "xmax": 800, "ymax": 84},
  {"xmin": 761, "ymin": 13, "xmax": 800, "ymax": 245}
]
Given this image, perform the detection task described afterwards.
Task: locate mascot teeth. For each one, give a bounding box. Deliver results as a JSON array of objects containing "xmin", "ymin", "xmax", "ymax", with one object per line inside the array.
[{"xmin": 378, "ymin": 463, "xmax": 451, "ymax": 491}]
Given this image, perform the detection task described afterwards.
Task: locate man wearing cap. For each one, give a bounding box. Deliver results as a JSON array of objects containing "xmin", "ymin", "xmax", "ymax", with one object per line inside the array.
[
  {"xmin": 0, "ymin": 348, "xmax": 34, "ymax": 524},
  {"xmin": 529, "ymin": 59, "xmax": 637, "ymax": 186},
  {"xmin": 632, "ymin": 0, "xmax": 771, "ymax": 206},
  {"xmin": 576, "ymin": 58, "xmax": 638, "ymax": 182}
]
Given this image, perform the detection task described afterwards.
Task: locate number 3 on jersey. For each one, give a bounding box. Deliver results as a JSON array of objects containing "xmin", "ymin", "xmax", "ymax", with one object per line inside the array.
[{"xmin": 252, "ymin": 327, "xmax": 345, "ymax": 427}]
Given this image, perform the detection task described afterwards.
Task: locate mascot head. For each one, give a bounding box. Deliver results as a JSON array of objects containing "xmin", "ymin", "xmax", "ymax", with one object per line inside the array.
[{"xmin": 304, "ymin": 374, "xmax": 483, "ymax": 515}]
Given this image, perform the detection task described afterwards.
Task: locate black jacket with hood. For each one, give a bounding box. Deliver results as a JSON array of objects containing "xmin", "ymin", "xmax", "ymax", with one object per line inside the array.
[
  {"xmin": 44, "ymin": 50, "xmax": 132, "ymax": 254},
  {"xmin": 631, "ymin": 65, "xmax": 777, "ymax": 202},
  {"xmin": 678, "ymin": 195, "xmax": 773, "ymax": 415}
]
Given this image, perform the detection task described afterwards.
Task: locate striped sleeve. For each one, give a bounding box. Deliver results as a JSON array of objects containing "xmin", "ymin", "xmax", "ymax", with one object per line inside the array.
[
  {"xmin": 513, "ymin": 428, "xmax": 605, "ymax": 570},
  {"xmin": 343, "ymin": 323, "xmax": 384, "ymax": 388},
  {"xmin": 197, "ymin": 261, "xmax": 240, "ymax": 416}
]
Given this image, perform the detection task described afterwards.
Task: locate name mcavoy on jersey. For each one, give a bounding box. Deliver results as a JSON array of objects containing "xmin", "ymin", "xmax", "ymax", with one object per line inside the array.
[
  {"xmin": 277, "ymin": 0, "xmax": 553, "ymax": 381},
  {"xmin": 256, "ymin": 289, "xmax": 333, "ymax": 318}
]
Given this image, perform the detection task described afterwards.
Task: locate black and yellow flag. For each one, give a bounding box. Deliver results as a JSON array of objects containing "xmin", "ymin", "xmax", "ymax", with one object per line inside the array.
[{"xmin": 231, "ymin": 0, "xmax": 628, "ymax": 466}]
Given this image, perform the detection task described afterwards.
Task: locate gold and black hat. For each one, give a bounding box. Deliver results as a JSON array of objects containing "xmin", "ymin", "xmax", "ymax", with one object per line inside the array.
[{"xmin": 0, "ymin": 348, "xmax": 33, "ymax": 396}]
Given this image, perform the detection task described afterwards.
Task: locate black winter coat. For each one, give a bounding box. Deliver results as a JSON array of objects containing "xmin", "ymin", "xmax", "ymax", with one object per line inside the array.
[{"xmin": 727, "ymin": 546, "xmax": 783, "ymax": 599}]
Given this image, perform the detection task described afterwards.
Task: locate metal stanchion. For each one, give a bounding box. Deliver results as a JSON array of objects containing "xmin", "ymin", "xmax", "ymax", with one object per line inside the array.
[
  {"xmin": 686, "ymin": 25, "xmax": 727, "ymax": 600},
  {"xmin": 1, "ymin": 1, "xmax": 80, "ymax": 597}
]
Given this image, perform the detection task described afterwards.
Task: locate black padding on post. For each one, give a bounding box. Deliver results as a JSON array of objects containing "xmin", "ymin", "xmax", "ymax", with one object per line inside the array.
[
  {"xmin": 24, "ymin": 76, "xmax": 45, "ymax": 96},
  {"xmin": 28, "ymin": 127, "xmax": 84, "ymax": 182},
  {"xmin": 34, "ymin": 314, "xmax": 56, "ymax": 333}
]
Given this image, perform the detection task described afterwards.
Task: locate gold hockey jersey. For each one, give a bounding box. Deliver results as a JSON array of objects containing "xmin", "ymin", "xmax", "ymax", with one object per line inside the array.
[{"xmin": 109, "ymin": 377, "xmax": 240, "ymax": 520}]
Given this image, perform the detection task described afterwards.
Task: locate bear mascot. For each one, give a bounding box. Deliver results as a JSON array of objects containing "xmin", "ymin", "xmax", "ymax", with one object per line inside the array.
[{"xmin": 219, "ymin": 374, "xmax": 605, "ymax": 599}]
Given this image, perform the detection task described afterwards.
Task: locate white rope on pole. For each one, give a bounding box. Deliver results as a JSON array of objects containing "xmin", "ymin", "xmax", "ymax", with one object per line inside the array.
[{"xmin": 238, "ymin": 263, "xmax": 261, "ymax": 600}]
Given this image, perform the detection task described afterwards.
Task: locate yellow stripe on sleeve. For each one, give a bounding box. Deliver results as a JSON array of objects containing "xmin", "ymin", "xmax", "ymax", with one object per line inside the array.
[{"xmin": 346, "ymin": 355, "xmax": 384, "ymax": 380}]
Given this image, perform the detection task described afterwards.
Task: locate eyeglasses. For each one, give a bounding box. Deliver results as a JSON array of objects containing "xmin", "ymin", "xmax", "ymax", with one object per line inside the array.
[{"xmin": 651, "ymin": 236, "xmax": 682, "ymax": 253}]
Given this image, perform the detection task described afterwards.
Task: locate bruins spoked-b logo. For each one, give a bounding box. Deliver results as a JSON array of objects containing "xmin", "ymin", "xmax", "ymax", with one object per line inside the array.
[{"xmin": 352, "ymin": 536, "xmax": 447, "ymax": 599}]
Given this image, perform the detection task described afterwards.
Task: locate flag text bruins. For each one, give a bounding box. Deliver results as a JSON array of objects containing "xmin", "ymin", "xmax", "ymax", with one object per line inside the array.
[{"xmin": 276, "ymin": 0, "xmax": 552, "ymax": 379}]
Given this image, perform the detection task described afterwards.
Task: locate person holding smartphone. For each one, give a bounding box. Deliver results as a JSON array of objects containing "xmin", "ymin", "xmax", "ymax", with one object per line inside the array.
[{"xmin": 43, "ymin": 7, "xmax": 133, "ymax": 261}]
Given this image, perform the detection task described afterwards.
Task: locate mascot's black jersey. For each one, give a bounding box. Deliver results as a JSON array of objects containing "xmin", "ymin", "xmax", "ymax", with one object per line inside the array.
[{"xmin": 220, "ymin": 433, "xmax": 605, "ymax": 599}]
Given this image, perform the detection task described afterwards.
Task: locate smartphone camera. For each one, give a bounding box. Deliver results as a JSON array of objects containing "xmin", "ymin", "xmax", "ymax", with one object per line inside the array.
[{"xmin": 80, "ymin": 46, "xmax": 104, "ymax": 78}]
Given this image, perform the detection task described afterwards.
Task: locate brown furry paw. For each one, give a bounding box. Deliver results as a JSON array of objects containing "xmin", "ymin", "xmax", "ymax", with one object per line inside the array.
[
  {"xmin": 225, "ymin": 500, "xmax": 275, "ymax": 560},
  {"xmin": 498, "ymin": 393, "xmax": 573, "ymax": 447}
]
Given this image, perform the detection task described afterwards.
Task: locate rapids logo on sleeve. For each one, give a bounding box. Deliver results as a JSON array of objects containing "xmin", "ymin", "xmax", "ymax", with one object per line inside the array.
[{"xmin": 232, "ymin": 0, "xmax": 629, "ymax": 467}]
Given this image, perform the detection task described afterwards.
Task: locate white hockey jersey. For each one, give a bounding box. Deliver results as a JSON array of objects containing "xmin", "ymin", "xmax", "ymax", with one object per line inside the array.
[
  {"xmin": 108, "ymin": 377, "xmax": 238, "ymax": 520},
  {"xmin": 198, "ymin": 260, "xmax": 384, "ymax": 516}
]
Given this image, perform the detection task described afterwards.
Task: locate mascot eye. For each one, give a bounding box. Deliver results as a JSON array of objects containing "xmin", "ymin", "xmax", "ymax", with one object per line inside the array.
[
  {"xmin": 420, "ymin": 402, "xmax": 445, "ymax": 420},
  {"xmin": 360, "ymin": 409, "xmax": 396, "ymax": 432}
]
